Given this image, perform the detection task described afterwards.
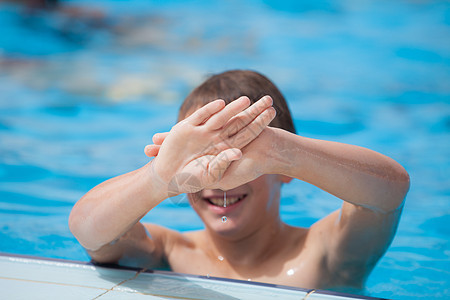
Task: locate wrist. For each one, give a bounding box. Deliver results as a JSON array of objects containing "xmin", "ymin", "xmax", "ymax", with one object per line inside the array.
[
  {"xmin": 259, "ymin": 127, "xmax": 281, "ymax": 175},
  {"xmin": 265, "ymin": 127, "xmax": 295, "ymax": 176},
  {"xmin": 145, "ymin": 159, "xmax": 171, "ymax": 201}
]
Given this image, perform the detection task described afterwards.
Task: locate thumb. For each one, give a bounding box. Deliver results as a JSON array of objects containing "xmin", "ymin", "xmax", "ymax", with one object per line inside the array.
[
  {"xmin": 208, "ymin": 148, "xmax": 242, "ymax": 182},
  {"xmin": 152, "ymin": 132, "xmax": 169, "ymax": 145},
  {"xmin": 144, "ymin": 144, "xmax": 161, "ymax": 157}
]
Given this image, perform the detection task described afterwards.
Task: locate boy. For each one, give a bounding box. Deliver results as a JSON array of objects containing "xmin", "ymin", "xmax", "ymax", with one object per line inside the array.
[{"xmin": 69, "ymin": 70, "xmax": 410, "ymax": 290}]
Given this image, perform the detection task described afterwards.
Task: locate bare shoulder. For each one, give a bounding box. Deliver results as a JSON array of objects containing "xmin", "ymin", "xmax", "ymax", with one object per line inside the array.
[
  {"xmin": 142, "ymin": 223, "xmax": 197, "ymax": 251},
  {"xmin": 306, "ymin": 210, "xmax": 340, "ymax": 259},
  {"xmin": 162, "ymin": 228, "xmax": 208, "ymax": 274},
  {"xmin": 281, "ymin": 225, "xmax": 321, "ymax": 265},
  {"xmin": 308, "ymin": 203, "xmax": 402, "ymax": 287},
  {"xmin": 292, "ymin": 224, "xmax": 326, "ymax": 261},
  {"xmin": 182, "ymin": 229, "xmax": 204, "ymax": 240},
  {"xmin": 284, "ymin": 224, "xmax": 310, "ymax": 248}
]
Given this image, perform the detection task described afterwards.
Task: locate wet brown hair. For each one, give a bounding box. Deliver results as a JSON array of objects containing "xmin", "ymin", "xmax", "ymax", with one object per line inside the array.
[{"xmin": 178, "ymin": 70, "xmax": 296, "ymax": 134}]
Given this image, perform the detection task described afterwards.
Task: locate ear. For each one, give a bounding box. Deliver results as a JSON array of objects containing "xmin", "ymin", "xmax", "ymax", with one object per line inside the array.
[{"xmin": 279, "ymin": 175, "xmax": 293, "ymax": 184}]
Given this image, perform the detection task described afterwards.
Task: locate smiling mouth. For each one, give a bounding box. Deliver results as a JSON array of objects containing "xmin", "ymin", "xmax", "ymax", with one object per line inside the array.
[{"xmin": 203, "ymin": 194, "xmax": 247, "ymax": 207}]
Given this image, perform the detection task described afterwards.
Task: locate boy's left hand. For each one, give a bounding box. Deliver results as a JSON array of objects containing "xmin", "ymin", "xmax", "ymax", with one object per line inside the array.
[
  {"xmin": 146, "ymin": 125, "xmax": 280, "ymax": 191},
  {"xmin": 144, "ymin": 97, "xmax": 276, "ymax": 194},
  {"xmin": 208, "ymin": 127, "xmax": 278, "ymax": 190}
]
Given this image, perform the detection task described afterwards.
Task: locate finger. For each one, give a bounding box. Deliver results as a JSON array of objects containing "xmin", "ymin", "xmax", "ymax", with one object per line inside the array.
[
  {"xmin": 222, "ymin": 95, "xmax": 273, "ymax": 137},
  {"xmin": 185, "ymin": 99, "xmax": 225, "ymax": 125},
  {"xmin": 227, "ymin": 106, "xmax": 276, "ymax": 149},
  {"xmin": 152, "ymin": 132, "xmax": 169, "ymax": 145},
  {"xmin": 144, "ymin": 144, "xmax": 161, "ymax": 157},
  {"xmin": 204, "ymin": 96, "xmax": 250, "ymax": 130},
  {"xmin": 207, "ymin": 148, "xmax": 242, "ymax": 182}
]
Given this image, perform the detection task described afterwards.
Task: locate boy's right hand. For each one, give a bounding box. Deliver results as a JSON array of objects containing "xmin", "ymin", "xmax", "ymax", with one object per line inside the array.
[{"xmin": 145, "ymin": 96, "xmax": 275, "ymax": 196}]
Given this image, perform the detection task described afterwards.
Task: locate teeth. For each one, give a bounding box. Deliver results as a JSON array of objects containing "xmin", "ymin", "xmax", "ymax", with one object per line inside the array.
[{"xmin": 207, "ymin": 195, "xmax": 244, "ymax": 206}]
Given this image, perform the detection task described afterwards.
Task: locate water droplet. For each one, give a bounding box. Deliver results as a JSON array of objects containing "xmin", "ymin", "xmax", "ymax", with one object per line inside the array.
[
  {"xmin": 247, "ymin": 278, "xmax": 252, "ymax": 281},
  {"xmin": 287, "ymin": 268, "xmax": 295, "ymax": 276},
  {"xmin": 221, "ymin": 192, "xmax": 228, "ymax": 222},
  {"xmin": 218, "ymin": 255, "xmax": 224, "ymax": 261},
  {"xmin": 206, "ymin": 274, "xmax": 210, "ymax": 278}
]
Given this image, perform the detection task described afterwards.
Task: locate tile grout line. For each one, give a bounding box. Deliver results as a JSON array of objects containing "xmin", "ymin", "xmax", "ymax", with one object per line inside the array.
[
  {"xmin": 92, "ymin": 268, "xmax": 147, "ymax": 299},
  {"xmin": 1, "ymin": 273, "xmax": 318, "ymax": 300},
  {"xmin": 91, "ymin": 271, "xmax": 211, "ymax": 300},
  {"xmin": 0, "ymin": 276, "xmax": 109, "ymax": 291}
]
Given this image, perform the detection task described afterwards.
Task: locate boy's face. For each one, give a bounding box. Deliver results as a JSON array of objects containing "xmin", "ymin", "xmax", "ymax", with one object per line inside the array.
[
  {"xmin": 179, "ymin": 104, "xmax": 285, "ymax": 237},
  {"xmin": 188, "ymin": 174, "xmax": 283, "ymax": 238}
]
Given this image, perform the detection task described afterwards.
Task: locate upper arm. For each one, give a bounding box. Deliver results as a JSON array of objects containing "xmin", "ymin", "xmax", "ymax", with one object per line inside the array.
[
  {"xmin": 313, "ymin": 202, "xmax": 403, "ymax": 285},
  {"xmin": 88, "ymin": 222, "xmax": 177, "ymax": 269}
]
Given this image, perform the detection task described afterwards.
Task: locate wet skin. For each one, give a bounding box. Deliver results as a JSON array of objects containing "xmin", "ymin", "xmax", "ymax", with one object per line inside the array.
[{"xmin": 69, "ymin": 97, "xmax": 409, "ymax": 290}]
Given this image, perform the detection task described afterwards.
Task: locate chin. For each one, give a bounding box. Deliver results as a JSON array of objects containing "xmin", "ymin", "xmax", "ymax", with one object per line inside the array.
[
  {"xmin": 202, "ymin": 209, "xmax": 262, "ymax": 241},
  {"xmin": 204, "ymin": 216, "xmax": 242, "ymax": 236},
  {"xmin": 190, "ymin": 191, "xmax": 251, "ymax": 234}
]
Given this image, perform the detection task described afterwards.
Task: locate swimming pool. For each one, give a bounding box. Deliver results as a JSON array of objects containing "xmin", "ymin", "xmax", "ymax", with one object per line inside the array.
[{"xmin": 0, "ymin": 0, "xmax": 449, "ymax": 298}]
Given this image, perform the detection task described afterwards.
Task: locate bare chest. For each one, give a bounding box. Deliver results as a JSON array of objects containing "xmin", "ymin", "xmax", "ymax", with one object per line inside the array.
[{"xmin": 167, "ymin": 244, "xmax": 324, "ymax": 289}]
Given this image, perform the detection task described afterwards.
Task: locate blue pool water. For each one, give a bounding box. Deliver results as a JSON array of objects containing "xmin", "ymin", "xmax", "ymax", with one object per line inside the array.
[{"xmin": 0, "ymin": 0, "xmax": 449, "ymax": 298}]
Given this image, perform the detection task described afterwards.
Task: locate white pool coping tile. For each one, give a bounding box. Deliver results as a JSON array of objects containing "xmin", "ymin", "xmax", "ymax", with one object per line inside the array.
[
  {"xmin": 0, "ymin": 276, "xmax": 105, "ymax": 300},
  {"xmin": 114, "ymin": 270, "xmax": 309, "ymax": 300},
  {"xmin": 0, "ymin": 255, "xmax": 137, "ymax": 290},
  {"xmin": 96, "ymin": 290, "xmax": 169, "ymax": 299},
  {"xmin": 0, "ymin": 254, "xmax": 380, "ymax": 300}
]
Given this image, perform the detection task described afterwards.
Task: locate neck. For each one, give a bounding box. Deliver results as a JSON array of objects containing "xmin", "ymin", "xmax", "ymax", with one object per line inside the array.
[{"xmin": 204, "ymin": 215, "xmax": 288, "ymax": 267}]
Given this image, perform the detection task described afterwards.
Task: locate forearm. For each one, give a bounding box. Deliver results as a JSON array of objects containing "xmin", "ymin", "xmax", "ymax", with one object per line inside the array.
[
  {"xmin": 87, "ymin": 222, "xmax": 162, "ymax": 268},
  {"xmin": 69, "ymin": 161, "xmax": 168, "ymax": 251},
  {"xmin": 271, "ymin": 128, "xmax": 410, "ymax": 212}
]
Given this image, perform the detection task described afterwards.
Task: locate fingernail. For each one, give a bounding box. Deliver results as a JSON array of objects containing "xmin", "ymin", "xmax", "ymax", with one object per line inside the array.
[
  {"xmin": 239, "ymin": 96, "xmax": 250, "ymax": 104},
  {"xmin": 270, "ymin": 106, "xmax": 277, "ymax": 116},
  {"xmin": 261, "ymin": 95, "xmax": 272, "ymax": 105}
]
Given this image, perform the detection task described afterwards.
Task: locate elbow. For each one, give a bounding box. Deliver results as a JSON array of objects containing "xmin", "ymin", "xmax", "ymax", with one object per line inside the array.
[
  {"xmin": 372, "ymin": 160, "xmax": 410, "ymax": 213},
  {"xmin": 388, "ymin": 165, "xmax": 410, "ymax": 210},
  {"xmin": 68, "ymin": 206, "xmax": 87, "ymax": 247},
  {"xmin": 68, "ymin": 206, "xmax": 80, "ymax": 239},
  {"xmin": 68, "ymin": 204, "xmax": 101, "ymax": 251},
  {"xmin": 68, "ymin": 210, "xmax": 83, "ymax": 241},
  {"xmin": 402, "ymin": 170, "xmax": 410, "ymax": 194},
  {"xmin": 396, "ymin": 165, "xmax": 410, "ymax": 197}
]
